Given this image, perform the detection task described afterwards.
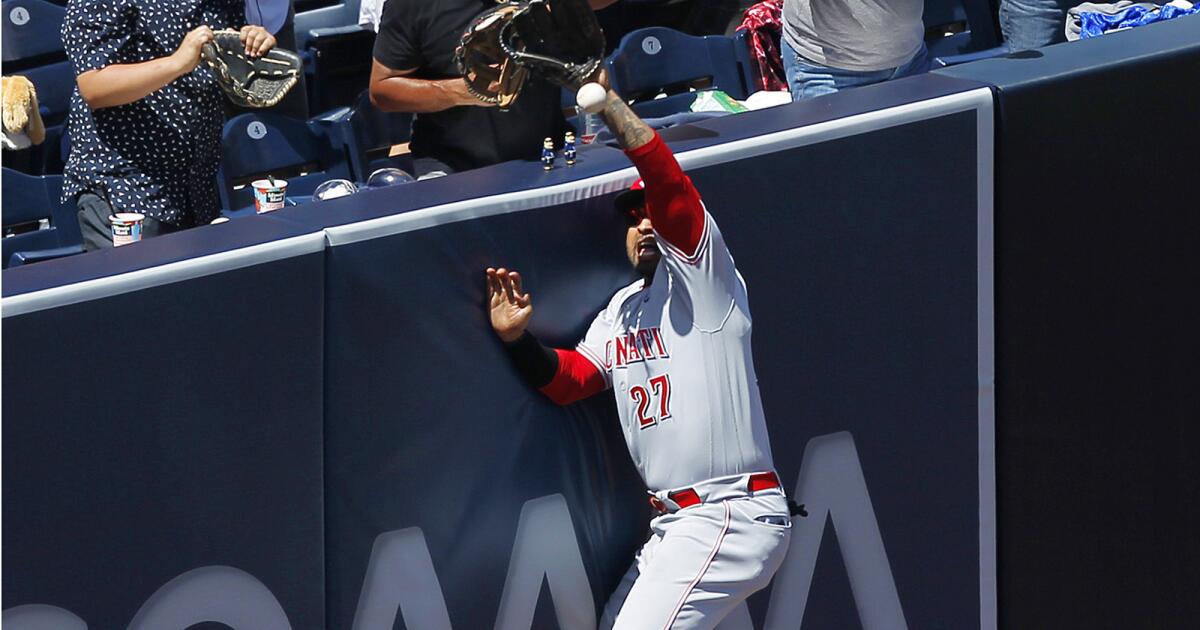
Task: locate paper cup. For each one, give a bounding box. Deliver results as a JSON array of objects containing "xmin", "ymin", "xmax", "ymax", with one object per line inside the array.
[
  {"xmin": 109, "ymin": 213, "xmax": 145, "ymax": 247},
  {"xmin": 251, "ymin": 179, "xmax": 288, "ymax": 213}
]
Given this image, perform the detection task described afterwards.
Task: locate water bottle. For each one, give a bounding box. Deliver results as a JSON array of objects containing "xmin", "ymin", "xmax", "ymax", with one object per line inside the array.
[{"xmin": 576, "ymin": 106, "xmax": 603, "ymax": 144}]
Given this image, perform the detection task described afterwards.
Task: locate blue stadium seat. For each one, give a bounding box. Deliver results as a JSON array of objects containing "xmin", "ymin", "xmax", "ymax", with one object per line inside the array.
[
  {"xmin": 1, "ymin": 168, "xmax": 83, "ymax": 268},
  {"xmin": 607, "ymin": 27, "xmax": 753, "ymax": 114},
  {"xmin": 924, "ymin": 0, "xmax": 1003, "ymax": 58},
  {"xmin": 325, "ymin": 90, "xmax": 414, "ymax": 181},
  {"xmin": 1, "ymin": 0, "xmax": 66, "ymax": 67},
  {"xmin": 24, "ymin": 60, "xmax": 74, "ymax": 128},
  {"xmin": 294, "ymin": 0, "xmax": 364, "ymax": 50},
  {"xmin": 217, "ymin": 112, "xmax": 352, "ymax": 210},
  {"xmin": 934, "ymin": 43, "xmax": 1011, "ymax": 67},
  {"xmin": 302, "ymin": 24, "xmax": 375, "ymax": 115},
  {"xmin": 732, "ymin": 28, "xmax": 759, "ymax": 95},
  {"xmin": 4, "ymin": 61, "xmax": 74, "ymax": 174},
  {"xmin": 2, "ymin": 124, "xmax": 62, "ymax": 175}
]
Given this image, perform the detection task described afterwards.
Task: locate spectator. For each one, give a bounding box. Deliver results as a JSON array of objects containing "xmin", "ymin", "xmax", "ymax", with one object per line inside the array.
[
  {"xmin": 61, "ymin": 0, "xmax": 276, "ymax": 251},
  {"xmin": 359, "ymin": 0, "xmax": 387, "ymax": 33},
  {"xmin": 738, "ymin": 0, "xmax": 787, "ymax": 92},
  {"xmin": 243, "ymin": 0, "xmax": 309, "ymax": 119},
  {"xmin": 369, "ymin": 0, "xmax": 615, "ymax": 177},
  {"xmin": 999, "ymin": 0, "xmax": 1076, "ymax": 50},
  {"xmin": 780, "ymin": 0, "xmax": 931, "ymax": 101}
]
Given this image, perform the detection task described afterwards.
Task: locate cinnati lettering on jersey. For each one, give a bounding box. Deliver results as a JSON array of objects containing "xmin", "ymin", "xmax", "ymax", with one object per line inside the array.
[{"xmin": 605, "ymin": 327, "xmax": 669, "ymax": 368}]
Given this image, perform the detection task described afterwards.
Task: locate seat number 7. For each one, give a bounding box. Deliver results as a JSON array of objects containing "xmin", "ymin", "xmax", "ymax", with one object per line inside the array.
[{"xmin": 630, "ymin": 374, "xmax": 672, "ymax": 429}]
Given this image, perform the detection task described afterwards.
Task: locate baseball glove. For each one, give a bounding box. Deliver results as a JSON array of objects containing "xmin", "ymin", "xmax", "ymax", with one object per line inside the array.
[
  {"xmin": 456, "ymin": 0, "xmax": 605, "ymax": 108},
  {"xmin": 202, "ymin": 30, "xmax": 303, "ymax": 108},
  {"xmin": 456, "ymin": 4, "xmax": 531, "ymax": 109}
]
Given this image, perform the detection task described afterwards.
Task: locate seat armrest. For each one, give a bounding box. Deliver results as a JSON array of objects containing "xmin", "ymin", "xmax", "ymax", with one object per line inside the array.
[
  {"xmin": 9, "ymin": 244, "xmax": 85, "ymax": 268},
  {"xmin": 306, "ymin": 25, "xmax": 372, "ymax": 41},
  {"xmin": 934, "ymin": 44, "xmax": 1011, "ymax": 68}
]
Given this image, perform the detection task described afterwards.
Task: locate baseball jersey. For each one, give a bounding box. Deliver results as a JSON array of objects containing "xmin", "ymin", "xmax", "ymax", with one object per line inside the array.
[{"xmin": 571, "ymin": 136, "xmax": 776, "ymax": 493}]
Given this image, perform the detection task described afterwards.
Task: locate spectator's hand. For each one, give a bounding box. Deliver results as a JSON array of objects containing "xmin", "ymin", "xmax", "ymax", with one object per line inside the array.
[
  {"xmin": 486, "ymin": 268, "xmax": 533, "ymax": 343},
  {"xmin": 172, "ymin": 26, "xmax": 214, "ymax": 74},
  {"xmin": 483, "ymin": 62, "xmax": 503, "ymax": 97},
  {"xmin": 450, "ymin": 76, "xmax": 496, "ymax": 107},
  {"xmin": 239, "ymin": 25, "xmax": 276, "ymax": 58}
]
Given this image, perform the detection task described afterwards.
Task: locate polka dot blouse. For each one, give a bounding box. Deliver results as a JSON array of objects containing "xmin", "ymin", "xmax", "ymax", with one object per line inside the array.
[{"xmin": 61, "ymin": 0, "xmax": 244, "ymax": 227}]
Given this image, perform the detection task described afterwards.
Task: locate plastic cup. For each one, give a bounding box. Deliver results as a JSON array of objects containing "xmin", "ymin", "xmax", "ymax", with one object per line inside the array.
[
  {"xmin": 109, "ymin": 213, "xmax": 145, "ymax": 247},
  {"xmin": 251, "ymin": 178, "xmax": 288, "ymax": 213}
]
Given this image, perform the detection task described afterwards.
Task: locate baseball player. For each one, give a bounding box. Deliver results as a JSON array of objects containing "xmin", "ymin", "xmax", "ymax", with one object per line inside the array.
[{"xmin": 486, "ymin": 74, "xmax": 792, "ymax": 628}]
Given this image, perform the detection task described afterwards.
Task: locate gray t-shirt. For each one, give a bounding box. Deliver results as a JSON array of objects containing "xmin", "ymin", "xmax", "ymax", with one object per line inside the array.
[{"xmin": 783, "ymin": 0, "xmax": 925, "ymax": 72}]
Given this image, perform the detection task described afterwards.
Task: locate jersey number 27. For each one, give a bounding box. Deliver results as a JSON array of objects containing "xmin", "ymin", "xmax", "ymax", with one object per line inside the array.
[{"xmin": 631, "ymin": 374, "xmax": 672, "ymax": 429}]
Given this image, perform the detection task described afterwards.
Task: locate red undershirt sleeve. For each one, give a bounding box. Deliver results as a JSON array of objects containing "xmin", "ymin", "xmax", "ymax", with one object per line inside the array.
[
  {"xmin": 539, "ymin": 349, "xmax": 608, "ymax": 406},
  {"xmin": 625, "ymin": 133, "xmax": 705, "ymax": 257}
]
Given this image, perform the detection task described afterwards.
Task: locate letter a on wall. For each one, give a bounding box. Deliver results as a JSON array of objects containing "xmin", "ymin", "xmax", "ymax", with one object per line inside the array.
[
  {"xmin": 764, "ymin": 432, "xmax": 908, "ymax": 630},
  {"xmin": 352, "ymin": 494, "xmax": 594, "ymax": 630}
]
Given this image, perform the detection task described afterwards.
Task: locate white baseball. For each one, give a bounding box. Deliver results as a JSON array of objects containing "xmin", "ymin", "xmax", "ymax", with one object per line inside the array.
[{"xmin": 575, "ymin": 82, "xmax": 607, "ymax": 114}]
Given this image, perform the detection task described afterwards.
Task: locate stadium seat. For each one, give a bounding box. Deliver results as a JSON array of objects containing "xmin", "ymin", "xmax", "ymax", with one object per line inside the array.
[
  {"xmin": 3, "ymin": 124, "xmax": 62, "ymax": 175},
  {"xmin": 325, "ymin": 90, "xmax": 414, "ymax": 181},
  {"xmin": 23, "ymin": 61, "xmax": 74, "ymax": 127},
  {"xmin": 302, "ymin": 24, "xmax": 375, "ymax": 114},
  {"xmin": 294, "ymin": 0, "xmax": 364, "ymax": 51},
  {"xmin": 924, "ymin": 0, "xmax": 1003, "ymax": 58},
  {"xmin": 732, "ymin": 29, "xmax": 759, "ymax": 96},
  {"xmin": 217, "ymin": 111, "xmax": 352, "ymax": 211},
  {"xmin": 5, "ymin": 61, "xmax": 75, "ymax": 174},
  {"xmin": 1, "ymin": 168, "xmax": 83, "ymax": 268},
  {"xmin": 1, "ymin": 0, "xmax": 66, "ymax": 68},
  {"xmin": 934, "ymin": 43, "xmax": 1011, "ymax": 68},
  {"xmin": 607, "ymin": 27, "xmax": 753, "ymax": 114}
]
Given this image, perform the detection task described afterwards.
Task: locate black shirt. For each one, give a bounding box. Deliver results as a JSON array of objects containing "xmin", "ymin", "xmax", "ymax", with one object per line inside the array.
[
  {"xmin": 373, "ymin": 0, "xmax": 569, "ymax": 172},
  {"xmin": 61, "ymin": 0, "xmax": 243, "ymax": 227}
]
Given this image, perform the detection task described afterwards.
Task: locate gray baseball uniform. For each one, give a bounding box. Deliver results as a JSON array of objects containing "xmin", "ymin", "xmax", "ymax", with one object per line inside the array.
[{"xmin": 573, "ymin": 136, "xmax": 792, "ymax": 629}]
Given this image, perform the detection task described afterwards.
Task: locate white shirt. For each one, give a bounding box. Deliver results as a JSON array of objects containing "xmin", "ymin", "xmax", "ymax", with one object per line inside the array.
[{"xmin": 358, "ymin": 0, "xmax": 387, "ymax": 32}]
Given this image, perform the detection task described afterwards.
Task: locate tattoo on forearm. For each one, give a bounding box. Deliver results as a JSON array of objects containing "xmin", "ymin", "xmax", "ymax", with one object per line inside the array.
[{"xmin": 600, "ymin": 90, "xmax": 654, "ymax": 151}]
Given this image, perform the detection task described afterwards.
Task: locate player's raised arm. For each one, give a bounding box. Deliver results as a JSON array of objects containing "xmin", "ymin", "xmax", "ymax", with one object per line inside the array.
[
  {"xmin": 584, "ymin": 75, "xmax": 705, "ymax": 257},
  {"xmin": 486, "ymin": 268, "xmax": 608, "ymax": 405},
  {"xmin": 589, "ymin": 75, "xmax": 655, "ymax": 152},
  {"xmin": 577, "ymin": 72, "xmax": 741, "ymax": 331}
]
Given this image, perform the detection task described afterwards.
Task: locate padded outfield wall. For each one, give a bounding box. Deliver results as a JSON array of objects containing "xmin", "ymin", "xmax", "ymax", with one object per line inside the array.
[
  {"xmin": 2, "ymin": 74, "xmax": 995, "ymax": 629},
  {"xmin": 937, "ymin": 15, "xmax": 1200, "ymax": 629},
  {"xmin": 8, "ymin": 18, "xmax": 1200, "ymax": 627}
]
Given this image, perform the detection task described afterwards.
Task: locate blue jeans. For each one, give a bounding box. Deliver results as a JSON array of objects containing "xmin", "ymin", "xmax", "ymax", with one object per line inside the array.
[
  {"xmin": 999, "ymin": 0, "xmax": 1075, "ymax": 51},
  {"xmin": 780, "ymin": 38, "xmax": 933, "ymax": 103}
]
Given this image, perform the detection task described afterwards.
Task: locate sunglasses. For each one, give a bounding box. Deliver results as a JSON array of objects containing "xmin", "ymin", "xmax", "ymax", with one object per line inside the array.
[{"xmin": 623, "ymin": 205, "xmax": 648, "ymax": 227}]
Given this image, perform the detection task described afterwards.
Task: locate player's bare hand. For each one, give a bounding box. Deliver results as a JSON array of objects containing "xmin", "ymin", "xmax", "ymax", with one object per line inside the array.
[
  {"xmin": 486, "ymin": 267, "xmax": 533, "ymax": 343},
  {"xmin": 239, "ymin": 25, "xmax": 276, "ymax": 58},
  {"xmin": 172, "ymin": 26, "xmax": 214, "ymax": 74},
  {"xmin": 581, "ymin": 66, "xmax": 609, "ymax": 90}
]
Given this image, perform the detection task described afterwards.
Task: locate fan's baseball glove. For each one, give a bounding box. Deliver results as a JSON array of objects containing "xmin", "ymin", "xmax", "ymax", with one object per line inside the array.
[
  {"xmin": 456, "ymin": 0, "xmax": 605, "ymax": 109},
  {"xmin": 456, "ymin": 4, "xmax": 531, "ymax": 109},
  {"xmin": 202, "ymin": 30, "xmax": 303, "ymax": 108}
]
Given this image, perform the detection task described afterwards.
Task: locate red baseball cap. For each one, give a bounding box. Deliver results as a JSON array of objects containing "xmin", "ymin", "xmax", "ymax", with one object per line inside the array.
[{"xmin": 614, "ymin": 178, "xmax": 646, "ymax": 216}]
